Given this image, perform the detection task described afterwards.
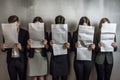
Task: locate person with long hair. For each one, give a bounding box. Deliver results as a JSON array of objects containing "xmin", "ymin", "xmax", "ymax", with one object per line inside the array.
[
  {"xmin": 95, "ymin": 18, "xmax": 117, "ymax": 80},
  {"xmin": 72, "ymin": 16, "xmax": 95, "ymax": 80}
]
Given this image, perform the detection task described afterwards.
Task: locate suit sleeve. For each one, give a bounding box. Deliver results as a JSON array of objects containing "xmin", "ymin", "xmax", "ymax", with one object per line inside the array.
[{"xmin": 114, "ymin": 35, "xmax": 117, "ymax": 52}]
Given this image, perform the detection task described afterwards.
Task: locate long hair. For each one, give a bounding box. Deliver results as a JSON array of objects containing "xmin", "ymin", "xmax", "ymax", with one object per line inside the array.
[
  {"xmin": 79, "ymin": 16, "xmax": 90, "ymax": 26},
  {"xmin": 76, "ymin": 16, "xmax": 90, "ymax": 32},
  {"xmin": 97, "ymin": 18, "xmax": 110, "ymax": 41},
  {"xmin": 55, "ymin": 15, "xmax": 65, "ymax": 24}
]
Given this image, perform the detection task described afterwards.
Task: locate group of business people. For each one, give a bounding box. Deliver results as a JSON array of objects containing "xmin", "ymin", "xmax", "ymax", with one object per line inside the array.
[{"xmin": 0, "ymin": 15, "xmax": 117, "ymax": 80}]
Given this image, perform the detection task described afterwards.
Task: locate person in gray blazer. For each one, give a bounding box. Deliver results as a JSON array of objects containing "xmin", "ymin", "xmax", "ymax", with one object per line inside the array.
[{"xmin": 95, "ymin": 18, "xmax": 117, "ymax": 80}]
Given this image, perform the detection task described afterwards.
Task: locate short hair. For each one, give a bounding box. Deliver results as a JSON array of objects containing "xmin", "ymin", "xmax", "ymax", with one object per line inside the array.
[
  {"xmin": 79, "ymin": 16, "xmax": 90, "ymax": 26},
  {"xmin": 33, "ymin": 16, "xmax": 43, "ymax": 23},
  {"xmin": 55, "ymin": 15, "xmax": 65, "ymax": 24},
  {"xmin": 8, "ymin": 15, "xmax": 19, "ymax": 23}
]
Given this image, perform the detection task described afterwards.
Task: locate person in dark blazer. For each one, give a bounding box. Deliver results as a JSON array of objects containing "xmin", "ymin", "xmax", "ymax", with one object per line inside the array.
[
  {"xmin": 27, "ymin": 17, "xmax": 48, "ymax": 80},
  {"xmin": 1, "ymin": 15, "xmax": 29, "ymax": 80},
  {"xmin": 72, "ymin": 16, "xmax": 95, "ymax": 80},
  {"xmin": 95, "ymin": 18, "xmax": 117, "ymax": 80},
  {"xmin": 49, "ymin": 15, "xmax": 71, "ymax": 80}
]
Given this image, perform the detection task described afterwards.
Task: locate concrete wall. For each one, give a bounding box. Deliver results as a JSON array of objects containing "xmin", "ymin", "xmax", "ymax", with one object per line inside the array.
[{"xmin": 0, "ymin": 0, "xmax": 120, "ymax": 80}]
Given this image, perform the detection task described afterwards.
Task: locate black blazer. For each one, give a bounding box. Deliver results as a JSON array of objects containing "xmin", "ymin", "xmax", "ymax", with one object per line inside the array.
[
  {"xmin": 49, "ymin": 32, "xmax": 71, "ymax": 75},
  {"xmin": 2, "ymin": 28, "xmax": 29, "ymax": 63},
  {"xmin": 72, "ymin": 31, "xmax": 96, "ymax": 61},
  {"xmin": 28, "ymin": 32, "xmax": 49, "ymax": 58}
]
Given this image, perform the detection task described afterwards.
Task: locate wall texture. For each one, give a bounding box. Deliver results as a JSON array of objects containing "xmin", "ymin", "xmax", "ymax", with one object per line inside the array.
[{"xmin": 0, "ymin": 0, "xmax": 120, "ymax": 80}]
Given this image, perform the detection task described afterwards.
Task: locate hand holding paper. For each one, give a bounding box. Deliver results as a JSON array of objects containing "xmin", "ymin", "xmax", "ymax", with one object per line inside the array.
[
  {"xmin": 45, "ymin": 44, "xmax": 49, "ymax": 49},
  {"xmin": 50, "ymin": 40, "xmax": 55, "ymax": 46},
  {"xmin": 75, "ymin": 41, "xmax": 81, "ymax": 48},
  {"xmin": 42, "ymin": 39, "xmax": 48, "ymax": 45},
  {"xmin": 1, "ymin": 43, "xmax": 7, "ymax": 50},
  {"xmin": 64, "ymin": 42, "xmax": 70, "ymax": 49},
  {"xmin": 111, "ymin": 42, "xmax": 117, "ymax": 48},
  {"xmin": 88, "ymin": 44, "xmax": 95, "ymax": 50},
  {"xmin": 15, "ymin": 43, "xmax": 22, "ymax": 50},
  {"xmin": 27, "ymin": 39, "xmax": 32, "ymax": 45},
  {"xmin": 98, "ymin": 42, "xmax": 102, "ymax": 48}
]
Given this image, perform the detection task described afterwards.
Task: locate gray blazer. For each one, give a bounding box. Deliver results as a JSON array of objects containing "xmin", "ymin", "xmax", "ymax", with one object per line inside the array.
[{"xmin": 95, "ymin": 37, "xmax": 117, "ymax": 64}]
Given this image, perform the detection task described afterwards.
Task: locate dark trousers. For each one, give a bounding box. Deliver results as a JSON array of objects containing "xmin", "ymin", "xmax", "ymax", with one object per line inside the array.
[
  {"xmin": 74, "ymin": 61, "xmax": 92, "ymax": 80},
  {"xmin": 95, "ymin": 60, "xmax": 113, "ymax": 80},
  {"xmin": 7, "ymin": 58, "xmax": 26, "ymax": 80},
  {"xmin": 52, "ymin": 76, "xmax": 67, "ymax": 80}
]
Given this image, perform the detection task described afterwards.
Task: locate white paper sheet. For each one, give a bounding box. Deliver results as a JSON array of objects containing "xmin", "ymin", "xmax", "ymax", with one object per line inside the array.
[
  {"xmin": 51, "ymin": 24, "xmax": 68, "ymax": 56},
  {"xmin": 1, "ymin": 23, "xmax": 18, "ymax": 48},
  {"xmin": 29, "ymin": 23, "xmax": 44, "ymax": 48},
  {"xmin": 30, "ymin": 40, "xmax": 44, "ymax": 48},
  {"xmin": 52, "ymin": 24, "xmax": 68, "ymax": 44},
  {"xmin": 101, "ymin": 34, "xmax": 115, "ymax": 40},
  {"xmin": 78, "ymin": 33, "xmax": 93, "ymax": 42},
  {"xmin": 101, "ymin": 40, "xmax": 114, "ymax": 52},
  {"xmin": 77, "ymin": 25, "xmax": 95, "ymax": 60},
  {"xmin": 101, "ymin": 23, "xmax": 117, "ymax": 33},
  {"xmin": 53, "ymin": 44, "xmax": 67, "ymax": 56},
  {"xmin": 78, "ymin": 25, "xmax": 95, "ymax": 46},
  {"xmin": 77, "ymin": 47, "xmax": 92, "ymax": 60},
  {"xmin": 100, "ymin": 23, "xmax": 117, "ymax": 52}
]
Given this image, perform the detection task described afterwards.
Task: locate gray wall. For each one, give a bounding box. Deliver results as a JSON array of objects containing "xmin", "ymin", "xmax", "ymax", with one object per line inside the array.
[{"xmin": 0, "ymin": 0, "xmax": 120, "ymax": 80}]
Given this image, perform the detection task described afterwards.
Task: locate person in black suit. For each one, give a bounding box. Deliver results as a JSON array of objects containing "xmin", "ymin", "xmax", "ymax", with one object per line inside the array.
[
  {"xmin": 49, "ymin": 15, "xmax": 71, "ymax": 80},
  {"xmin": 72, "ymin": 16, "xmax": 95, "ymax": 80},
  {"xmin": 1, "ymin": 15, "xmax": 29, "ymax": 80},
  {"xmin": 27, "ymin": 17, "xmax": 49, "ymax": 80},
  {"xmin": 95, "ymin": 18, "xmax": 117, "ymax": 80}
]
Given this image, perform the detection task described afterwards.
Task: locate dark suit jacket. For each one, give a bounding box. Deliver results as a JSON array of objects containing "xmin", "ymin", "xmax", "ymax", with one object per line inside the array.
[
  {"xmin": 2, "ymin": 28, "xmax": 29, "ymax": 63},
  {"xmin": 49, "ymin": 32, "xmax": 71, "ymax": 76},
  {"xmin": 72, "ymin": 31, "xmax": 96, "ymax": 62},
  {"xmin": 28, "ymin": 32, "xmax": 49, "ymax": 58}
]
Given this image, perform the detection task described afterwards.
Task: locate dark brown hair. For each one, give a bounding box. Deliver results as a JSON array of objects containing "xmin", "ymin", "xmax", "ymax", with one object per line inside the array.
[
  {"xmin": 76, "ymin": 16, "xmax": 90, "ymax": 32},
  {"xmin": 98, "ymin": 18, "xmax": 110, "ymax": 30},
  {"xmin": 8, "ymin": 15, "xmax": 19, "ymax": 23},
  {"xmin": 55, "ymin": 15, "xmax": 65, "ymax": 24},
  {"xmin": 33, "ymin": 16, "xmax": 43, "ymax": 23},
  {"xmin": 79, "ymin": 16, "xmax": 90, "ymax": 26}
]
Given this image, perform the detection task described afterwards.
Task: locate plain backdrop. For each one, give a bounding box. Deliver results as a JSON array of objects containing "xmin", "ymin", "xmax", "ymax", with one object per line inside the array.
[{"xmin": 0, "ymin": 0, "xmax": 120, "ymax": 80}]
